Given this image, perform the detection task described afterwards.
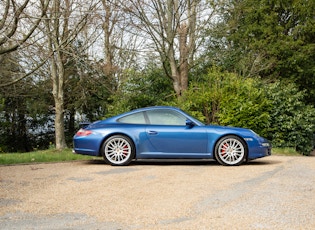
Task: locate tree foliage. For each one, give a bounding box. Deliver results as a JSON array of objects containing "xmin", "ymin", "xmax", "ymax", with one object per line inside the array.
[
  {"xmin": 212, "ymin": 0, "xmax": 315, "ymax": 105},
  {"xmin": 107, "ymin": 65, "xmax": 174, "ymax": 117},
  {"xmin": 178, "ymin": 68, "xmax": 271, "ymax": 134},
  {"xmin": 0, "ymin": 53, "xmax": 54, "ymax": 152}
]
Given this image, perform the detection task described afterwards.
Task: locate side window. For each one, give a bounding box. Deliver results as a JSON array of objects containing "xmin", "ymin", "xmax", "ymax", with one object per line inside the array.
[
  {"xmin": 147, "ymin": 109, "xmax": 186, "ymax": 125},
  {"xmin": 118, "ymin": 112, "xmax": 146, "ymax": 124}
]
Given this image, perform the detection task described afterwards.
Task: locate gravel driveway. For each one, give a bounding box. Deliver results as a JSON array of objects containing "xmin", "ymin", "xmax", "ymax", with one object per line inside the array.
[{"xmin": 1, "ymin": 155, "xmax": 315, "ymax": 229}]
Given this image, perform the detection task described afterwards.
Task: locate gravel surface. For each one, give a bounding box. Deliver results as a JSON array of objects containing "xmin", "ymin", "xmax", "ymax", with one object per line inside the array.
[{"xmin": 1, "ymin": 155, "xmax": 315, "ymax": 229}]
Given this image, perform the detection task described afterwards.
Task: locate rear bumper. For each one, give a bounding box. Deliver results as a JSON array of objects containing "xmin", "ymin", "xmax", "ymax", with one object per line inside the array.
[{"xmin": 73, "ymin": 148, "xmax": 99, "ymax": 156}]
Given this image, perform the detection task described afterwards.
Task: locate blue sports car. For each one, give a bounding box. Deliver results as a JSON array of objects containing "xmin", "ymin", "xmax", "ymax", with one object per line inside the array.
[{"xmin": 73, "ymin": 106, "xmax": 271, "ymax": 166}]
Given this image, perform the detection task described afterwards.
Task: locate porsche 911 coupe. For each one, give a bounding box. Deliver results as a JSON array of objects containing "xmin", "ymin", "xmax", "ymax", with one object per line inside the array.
[{"xmin": 73, "ymin": 106, "xmax": 271, "ymax": 166}]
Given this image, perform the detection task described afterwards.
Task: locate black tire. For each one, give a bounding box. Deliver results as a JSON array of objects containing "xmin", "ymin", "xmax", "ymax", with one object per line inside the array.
[
  {"xmin": 215, "ymin": 135, "xmax": 247, "ymax": 166},
  {"xmin": 101, "ymin": 135, "xmax": 135, "ymax": 166}
]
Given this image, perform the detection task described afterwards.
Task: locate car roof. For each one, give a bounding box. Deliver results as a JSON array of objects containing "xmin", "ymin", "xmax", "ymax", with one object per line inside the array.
[
  {"xmin": 102, "ymin": 106, "xmax": 185, "ymax": 123},
  {"xmin": 132, "ymin": 106, "xmax": 180, "ymax": 111}
]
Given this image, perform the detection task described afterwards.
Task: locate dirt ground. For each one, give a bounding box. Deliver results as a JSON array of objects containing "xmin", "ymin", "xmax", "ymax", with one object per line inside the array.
[{"xmin": 1, "ymin": 155, "xmax": 315, "ymax": 229}]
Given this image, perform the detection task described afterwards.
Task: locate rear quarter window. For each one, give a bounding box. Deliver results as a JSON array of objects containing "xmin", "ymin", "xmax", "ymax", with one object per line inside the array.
[{"xmin": 118, "ymin": 112, "xmax": 146, "ymax": 124}]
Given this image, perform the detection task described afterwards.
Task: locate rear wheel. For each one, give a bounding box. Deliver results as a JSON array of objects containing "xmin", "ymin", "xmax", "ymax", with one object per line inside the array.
[
  {"xmin": 102, "ymin": 135, "xmax": 135, "ymax": 166},
  {"xmin": 215, "ymin": 135, "xmax": 247, "ymax": 166}
]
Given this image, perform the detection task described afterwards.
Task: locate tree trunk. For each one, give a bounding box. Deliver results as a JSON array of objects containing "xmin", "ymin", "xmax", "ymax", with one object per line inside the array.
[
  {"xmin": 168, "ymin": 45, "xmax": 181, "ymax": 97},
  {"xmin": 54, "ymin": 97, "xmax": 67, "ymax": 149},
  {"xmin": 50, "ymin": 52, "xmax": 67, "ymax": 150},
  {"xmin": 179, "ymin": 22, "xmax": 189, "ymax": 94},
  {"xmin": 102, "ymin": 0, "xmax": 114, "ymax": 76}
]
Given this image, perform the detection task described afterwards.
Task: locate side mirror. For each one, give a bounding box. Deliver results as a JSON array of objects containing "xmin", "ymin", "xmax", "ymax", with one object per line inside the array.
[{"xmin": 186, "ymin": 119, "xmax": 195, "ymax": 128}]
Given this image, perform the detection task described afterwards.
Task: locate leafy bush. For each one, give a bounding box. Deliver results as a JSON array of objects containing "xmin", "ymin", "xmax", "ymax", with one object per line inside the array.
[
  {"xmin": 265, "ymin": 81, "xmax": 315, "ymax": 155},
  {"xmin": 178, "ymin": 68, "xmax": 272, "ymax": 136},
  {"xmin": 217, "ymin": 75, "xmax": 271, "ymax": 136}
]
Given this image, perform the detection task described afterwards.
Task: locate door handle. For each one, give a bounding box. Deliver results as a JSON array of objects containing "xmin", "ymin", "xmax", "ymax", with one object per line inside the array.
[{"xmin": 148, "ymin": 130, "xmax": 158, "ymax": 135}]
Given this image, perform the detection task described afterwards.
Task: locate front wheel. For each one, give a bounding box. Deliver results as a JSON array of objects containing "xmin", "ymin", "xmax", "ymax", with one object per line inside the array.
[
  {"xmin": 215, "ymin": 135, "xmax": 247, "ymax": 166},
  {"xmin": 102, "ymin": 135, "xmax": 135, "ymax": 166}
]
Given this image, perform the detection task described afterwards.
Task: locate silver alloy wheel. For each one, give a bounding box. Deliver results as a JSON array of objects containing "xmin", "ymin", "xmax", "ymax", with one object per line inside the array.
[
  {"xmin": 104, "ymin": 136, "xmax": 132, "ymax": 165},
  {"xmin": 217, "ymin": 137, "xmax": 245, "ymax": 165}
]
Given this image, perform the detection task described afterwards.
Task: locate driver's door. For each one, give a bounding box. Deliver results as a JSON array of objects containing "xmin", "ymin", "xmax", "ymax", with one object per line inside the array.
[{"xmin": 145, "ymin": 109, "xmax": 207, "ymax": 156}]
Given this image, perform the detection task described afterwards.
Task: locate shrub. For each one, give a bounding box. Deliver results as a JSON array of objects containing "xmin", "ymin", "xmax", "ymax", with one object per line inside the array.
[
  {"xmin": 178, "ymin": 68, "xmax": 272, "ymax": 136},
  {"xmin": 265, "ymin": 81, "xmax": 315, "ymax": 155}
]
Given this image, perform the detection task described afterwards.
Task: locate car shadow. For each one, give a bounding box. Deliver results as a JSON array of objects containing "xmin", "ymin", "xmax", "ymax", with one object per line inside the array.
[
  {"xmin": 82, "ymin": 158, "xmax": 219, "ymax": 166},
  {"xmin": 132, "ymin": 159, "xmax": 219, "ymax": 166},
  {"xmin": 81, "ymin": 158, "xmax": 280, "ymax": 166},
  {"xmin": 82, "ymin": 159, "xmax": 106, "ymax": 165}
]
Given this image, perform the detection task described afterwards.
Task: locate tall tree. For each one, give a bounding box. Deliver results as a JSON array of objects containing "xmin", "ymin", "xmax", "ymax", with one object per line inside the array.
[
  {"xmin": 42, "ymin": 0, "xmax": 97, "ymax": 149},
  {"xmin": 122, "ymin": 0, "xmax": 216, "ymax": 97},
  {"xmin": 215, "ymin": 0, "xmax": 315, "ymax": 104}
]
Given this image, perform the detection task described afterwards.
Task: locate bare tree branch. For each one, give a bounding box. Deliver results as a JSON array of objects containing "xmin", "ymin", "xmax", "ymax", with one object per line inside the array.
[
  {"xmin": 0, "ymin": 55, "xmax": 51, "ymax": 87},
  {"xmin": 0, "ymin": 0, "xmax": 11, "ymax": 30},
  {"xmin": 0, "ymin": 0, "xmax": 50, "ymax": 55}
]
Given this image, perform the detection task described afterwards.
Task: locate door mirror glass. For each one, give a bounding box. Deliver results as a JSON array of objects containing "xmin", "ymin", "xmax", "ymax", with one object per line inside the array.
[{"xmin": 186, "ymin": 119, "xmax": 195, "ymax": 128}]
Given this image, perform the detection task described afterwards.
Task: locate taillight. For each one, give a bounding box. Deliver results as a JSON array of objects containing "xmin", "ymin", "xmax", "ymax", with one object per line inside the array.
[{"xmin": 76, "ymin": 129, "xmax": 93, "ymax": 136}]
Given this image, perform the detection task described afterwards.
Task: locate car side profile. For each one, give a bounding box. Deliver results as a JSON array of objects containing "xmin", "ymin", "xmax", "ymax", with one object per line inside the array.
[{"xmin": 73, "ymin": 106, "xmax": 271, "ymax": 166}]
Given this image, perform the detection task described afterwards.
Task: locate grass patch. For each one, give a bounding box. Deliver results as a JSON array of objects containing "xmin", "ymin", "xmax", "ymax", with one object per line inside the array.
[
  {"xmin": 0, "ymin": 149, "xmax": 97, "ymax": 165},
  {"xmin": 272, "ymin": 147, "xmax": 301, "ymax": 156}
]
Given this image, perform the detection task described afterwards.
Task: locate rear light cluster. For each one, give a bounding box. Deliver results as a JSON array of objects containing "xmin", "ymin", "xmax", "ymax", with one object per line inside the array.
[{"xmin": 76, "ymin": 129, "xmax": 93, "ymax": 136}]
